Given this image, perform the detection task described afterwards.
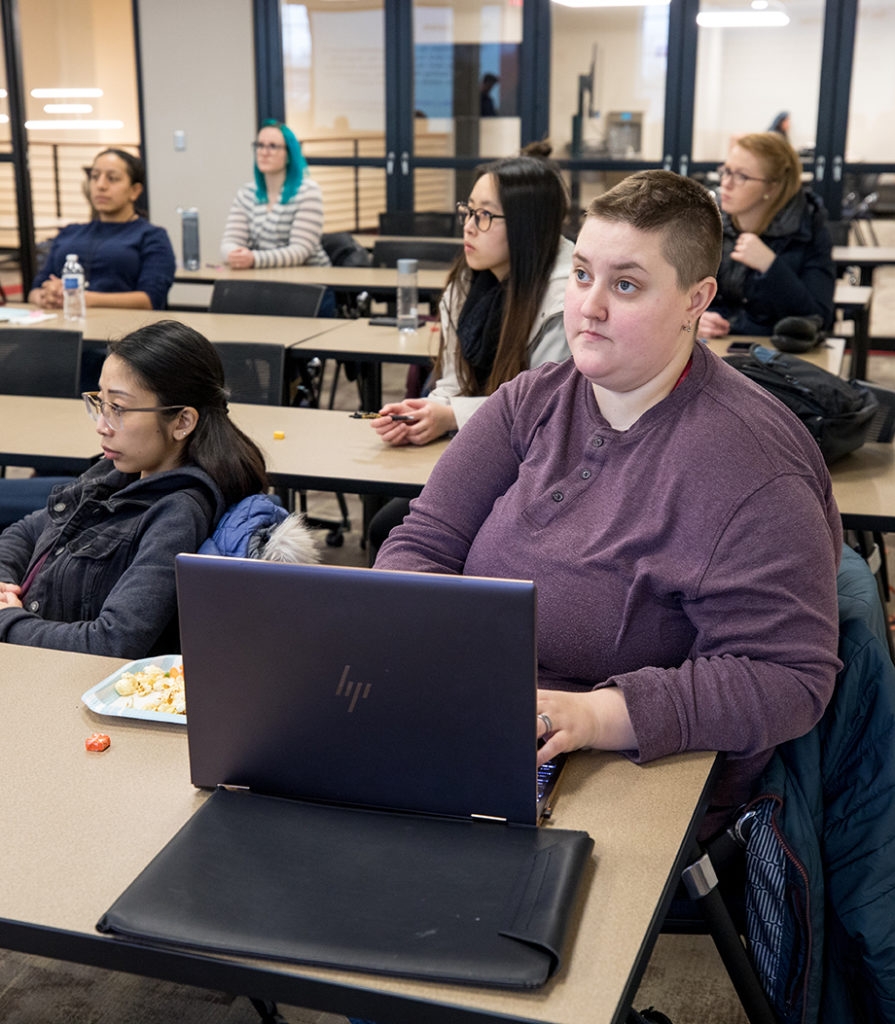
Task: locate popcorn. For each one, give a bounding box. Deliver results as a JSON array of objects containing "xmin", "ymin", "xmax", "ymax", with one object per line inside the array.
[{"xmin": 114, "ymin": 662, "xmax": 185, "ymax": 715}]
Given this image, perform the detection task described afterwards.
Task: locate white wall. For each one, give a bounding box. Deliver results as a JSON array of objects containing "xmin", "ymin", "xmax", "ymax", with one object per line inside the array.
[{"xmin": 136, "ymin": 0, "xmax": 256, "ymax": 269}]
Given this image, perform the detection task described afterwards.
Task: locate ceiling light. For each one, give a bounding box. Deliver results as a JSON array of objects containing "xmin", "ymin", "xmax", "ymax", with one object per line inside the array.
[
  {"xmin": 30, "ymin": 88, "xmax": 104, "ymax": 98},
  {"xmin": 697, "ymin": 5, "xmax": 789, "ymax": 26},
  {"xmin": 552, "ymin": 0, "xmax": 669, "ymax": 8},
  {"xmin": 25, "ymin": 119, "xmax": 123, "ymax": 130},
  {"xmin": 43, "ymin": 104, "xmax": 94, "ymax": 114}
]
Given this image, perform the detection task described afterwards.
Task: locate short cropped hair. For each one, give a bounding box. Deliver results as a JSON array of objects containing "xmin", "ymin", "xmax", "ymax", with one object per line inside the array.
[
  {"xmin": 731, "ymin": 132, "xmax": 802, "ymax": 235},
  {"xmin": 586, "ymin": 169, "xmax": 722, "ymax": 289}
]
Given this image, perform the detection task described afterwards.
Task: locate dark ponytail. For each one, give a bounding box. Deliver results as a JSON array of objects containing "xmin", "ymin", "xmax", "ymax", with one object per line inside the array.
[{"xmin": 108, "ymin": 321, "xmax": 268, "ymax": 505}]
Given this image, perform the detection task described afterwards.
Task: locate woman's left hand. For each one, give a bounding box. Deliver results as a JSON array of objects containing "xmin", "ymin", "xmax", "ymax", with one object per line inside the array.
[
  {"xmin": 226, "ymin": 247, "xmax": 256, "ymax": 269},
  {"xmin": 35, "ymin": 276, "xmax": 64, "ymax": 309},
  {"xmin": 731, "ymin": 233, "xmax": 776, "ymax": 274}
]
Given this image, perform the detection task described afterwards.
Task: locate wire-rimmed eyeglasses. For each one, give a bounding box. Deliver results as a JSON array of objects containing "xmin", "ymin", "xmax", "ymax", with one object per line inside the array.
[
  {"xmin": 251, "ymin": 141, "xmax": 286, "ymax": 153},
  {"xmin": 82, "ymin": 391, "xmax": 184, "ymax": 431},
  {"xmin": 716, "ymin": 164, "xmax": 771, "ymax": 187},
  {"xmin": 456, "ymin": 202, "xmax": 507, "ymax": 232}
]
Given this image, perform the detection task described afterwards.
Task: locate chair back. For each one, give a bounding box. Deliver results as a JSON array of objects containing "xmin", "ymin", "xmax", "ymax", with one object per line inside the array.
[
  {"xmin": 851, "ymin": 380, "xmax": 895, "ymax": 443},
  {"xmin": 214, "ymin": 342, "xmax": 286, "ymax": 405},
  {"xmin": 371, "ymin": 239, "xmax": 460, "ymax": 270},
  {"xmin": 0, "ymin": 328, "xmax": 83, "ymax": 397},
  {"xmin": 378, "ymin": 210, "xmax": 459, "ymax": 237},
  {"xmin": 210, "ymin": 280, "xmax": 326, "ymax": 318}
]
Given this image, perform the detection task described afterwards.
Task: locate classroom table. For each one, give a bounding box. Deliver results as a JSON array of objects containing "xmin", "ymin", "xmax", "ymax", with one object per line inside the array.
[
  {"xmin": 833, "ymin": 281, "xmax": 873, "ymax": 379},
  {"xmin": 353, "ymin": 232, "xmax": 463, "ymax": 251},
  {"xmin": 0, "ymin": 304, "xmax": 345, "ymax": 347},
  {"xmin": 712, "ymin": 336, "xmax": 846, "ymax": 375},
  {"xmin": 0, "ymin": 642, "xmax": 717, "ymax": 1024},
  {"xmin": 0, "ymin": 396, "xmax": 447, "ymax": 497},
  {"xmin": 828, "ymin": 441, "xmax": 895, "ymax": 533},
  {"xmin": 833, "ymin": 245, "xmax": 895, "ymax": 288},
  {"xmin": 291, "ymin": 319, "xmax": 440, "ymax": 410},
  {"xmin": 174, "ymin": 263, "xmax": 449, "ymax": 302}
]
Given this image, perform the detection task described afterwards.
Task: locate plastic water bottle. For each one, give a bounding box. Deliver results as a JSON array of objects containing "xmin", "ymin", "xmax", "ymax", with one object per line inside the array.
[
  {"xmin": 62, "ymin": 253, "xmax": 86, "ymax": 321},
  {"xmin": 396, "ymin": 258, "xmax": 419, "ymax": 334}
]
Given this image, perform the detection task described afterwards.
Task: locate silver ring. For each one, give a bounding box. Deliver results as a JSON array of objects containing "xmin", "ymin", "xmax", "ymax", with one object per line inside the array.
[{"xmin": 538, "ymin": 712, "xmax": 553, "ymax": 734}]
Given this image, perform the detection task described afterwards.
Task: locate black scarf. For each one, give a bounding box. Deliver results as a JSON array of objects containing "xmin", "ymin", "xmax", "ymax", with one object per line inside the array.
[{"xmin": 456, "ymin": 270, "xmax": 506, "ymax": 391}]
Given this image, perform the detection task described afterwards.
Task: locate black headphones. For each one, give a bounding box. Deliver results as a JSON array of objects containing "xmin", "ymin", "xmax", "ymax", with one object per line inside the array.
[{"xmin": 770, "ymin": 314, "xmax": 826, "ymax": 354}]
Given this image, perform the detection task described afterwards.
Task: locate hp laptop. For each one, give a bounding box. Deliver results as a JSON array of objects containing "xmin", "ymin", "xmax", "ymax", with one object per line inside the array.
[
  {"xmin": 174, "ymin": 554, "xmax": 563, "ymax": 826},
  {"xmin": 97, "ymin": 555, "xmax": 588, "ymax": 989}
]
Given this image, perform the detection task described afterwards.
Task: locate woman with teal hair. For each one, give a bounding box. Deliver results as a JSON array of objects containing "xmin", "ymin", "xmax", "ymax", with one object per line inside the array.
[{"xmin": 220, "ymin": 119, "xmax": 330, "ymax": 269}]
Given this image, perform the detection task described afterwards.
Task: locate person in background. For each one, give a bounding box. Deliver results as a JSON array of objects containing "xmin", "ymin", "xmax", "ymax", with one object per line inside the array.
[
  {"xmin": 221, "ymin": 119, "xmax": 331, "ymax": 271},
  {"xmin": 366, "ymin": 149, "xmax": 573, "ymax": 557},
  {"xmin": 768, "ymin": 110, "xmax": 791, "ymax": 142},
  {"xmin": 376, "ymin": 169, "xmax": 842, "ymax": 841},
  {"xmin": 29, "ymin": 148, "xmax": 175, "ymax": 311},
  {"xmin": 480, "ymin": 73, "xmax": 499, "ymax": 116},
  {"xmin": 700, "ymin": 131, "xmax": 834, "ymax": 338},
  {"xmin": 0, "ymin": 321, "xmax": 270, "ymax": 658}
]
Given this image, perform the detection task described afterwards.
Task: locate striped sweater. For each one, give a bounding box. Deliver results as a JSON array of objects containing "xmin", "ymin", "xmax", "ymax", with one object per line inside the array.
[{"xmin": 220, "ymin": 179, "xmax": 331, "ymax": 268}]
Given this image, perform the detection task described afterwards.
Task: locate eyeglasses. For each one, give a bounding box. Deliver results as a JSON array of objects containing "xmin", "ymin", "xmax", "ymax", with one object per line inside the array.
[
  {"xmin": 82, "ymin": 391, "xmax": 184, "ymax": 431},
  {"xmin": 717, "ymin": 164, "xmax": 771, "ymax": 187},
  {"xmin": 456, "ymin": 202, "xmax": 507, "ymax": 232},
  {"xmin": 251, "ymin": 141, "xmax": 286, "ymax": 153}
]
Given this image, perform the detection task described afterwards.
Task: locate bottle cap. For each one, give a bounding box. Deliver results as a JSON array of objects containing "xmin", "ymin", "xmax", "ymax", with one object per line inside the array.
[{"xmin": 397, "ymin": 258, "xmax": 418, "ymax": 274}]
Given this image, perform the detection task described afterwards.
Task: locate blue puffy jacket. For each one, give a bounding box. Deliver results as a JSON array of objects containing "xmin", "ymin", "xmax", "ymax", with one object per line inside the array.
[{"xmin": 199, "ymin": 493, "xmax": 287, "ymax": 559}]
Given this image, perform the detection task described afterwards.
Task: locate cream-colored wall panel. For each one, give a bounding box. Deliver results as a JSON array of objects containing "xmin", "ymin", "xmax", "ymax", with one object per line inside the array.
[{"xmin": 136, "ymin": 0, "xmax": 255, "ymax": 270}]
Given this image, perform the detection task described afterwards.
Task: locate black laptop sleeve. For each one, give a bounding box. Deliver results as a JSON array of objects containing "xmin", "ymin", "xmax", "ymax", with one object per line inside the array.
[{"xmin": 97, "ymin": 789, "xmax": 593, "ymax": 989}]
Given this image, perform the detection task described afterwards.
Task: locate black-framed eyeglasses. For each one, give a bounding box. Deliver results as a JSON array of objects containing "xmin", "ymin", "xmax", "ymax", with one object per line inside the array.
[
  {"xmin": 82, "ymin": 391, "xmax": 184, "ymax": 431},
  {"xmin": 251, "ymin": 141, "xmax": 286, "ymax": 153},
  {"xmin": 456, "ymin": 202, "xmax": 506, "ymax": 232},
  {"xmin": 716, "ymin": 164, "xmax": 771, "ymax": 187}
]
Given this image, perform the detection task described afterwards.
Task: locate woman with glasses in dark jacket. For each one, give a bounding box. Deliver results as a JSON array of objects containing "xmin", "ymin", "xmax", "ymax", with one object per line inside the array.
[
  {"xmin": 699, "ymin": 132, "xmax": 834, "ymax": 338},
  {"xmin": 0, "ymin": 321, "xmax": 269, "ymax": 658}
]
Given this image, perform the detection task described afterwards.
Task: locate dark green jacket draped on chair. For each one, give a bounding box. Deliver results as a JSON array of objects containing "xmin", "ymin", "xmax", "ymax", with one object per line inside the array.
[{"xmin": 742, "ymin": 544, "xmax": 895, "ymax": 1023}]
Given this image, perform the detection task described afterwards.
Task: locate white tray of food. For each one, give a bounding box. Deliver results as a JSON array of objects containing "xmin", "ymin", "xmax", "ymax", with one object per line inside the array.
[{"xmin": 81, "ymin": 655, "xmax": 187, "ymax": 725}]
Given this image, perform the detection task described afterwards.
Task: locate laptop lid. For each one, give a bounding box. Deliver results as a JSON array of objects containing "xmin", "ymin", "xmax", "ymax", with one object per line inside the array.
[{"xmin": 175, "ymin": 555, "xmax": 542, "ymax": 825}]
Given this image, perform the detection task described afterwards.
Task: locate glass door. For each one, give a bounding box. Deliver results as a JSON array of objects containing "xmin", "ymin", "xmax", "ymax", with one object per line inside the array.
[
  {"xmin": 281, "ymin": 0, "xmax": 389, "ymax": 233},
  {"xmin": 548, "ymin": 0, "xmax": 673, "ymax": 226}
]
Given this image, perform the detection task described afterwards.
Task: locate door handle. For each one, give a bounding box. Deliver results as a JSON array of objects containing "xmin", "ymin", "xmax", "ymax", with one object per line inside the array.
[
  {"xmin": 386, "ymin": 151, "xmax": 395, "ymax": 175},
  {"xmin": 401, "ymin": 151, "xmax": 410, "ymax": 175},
  {"xmin": 815, "ymin": 154, "xmax": 825, "ymax": 182}
]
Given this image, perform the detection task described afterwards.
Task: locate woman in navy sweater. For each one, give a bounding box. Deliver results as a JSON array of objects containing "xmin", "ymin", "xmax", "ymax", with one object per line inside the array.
[{"xmin": 28, "ymin": 148, "xmax": 175, "ymax": 311}]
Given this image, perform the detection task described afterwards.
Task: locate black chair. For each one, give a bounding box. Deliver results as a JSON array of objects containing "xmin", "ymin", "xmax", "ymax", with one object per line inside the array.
[
  {"xmin": 213, "ymin": 342, "xmax": 286, "ymax": 406},
  {"xmin": 0, "ymin": 328, "xmax": 83, "ymax": 398},
  {"xmin": 371, "ymin": 238, "xmax": 460, "ymax": 271},
  {"xmin": 378, "ymin": 210, "xmax": 460, "ymax": 237},
  {"xmin": 209, "ymin": 280, "xmax": 326, "ymax": 318}
]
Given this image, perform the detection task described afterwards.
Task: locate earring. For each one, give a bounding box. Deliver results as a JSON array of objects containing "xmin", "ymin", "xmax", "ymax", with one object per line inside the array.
[
  {"xmin": 763, "ymin": 194, "xmax": 770, "ymax": 200},
  {"xmin": 683, "ymin": 321, "xmax": 692, "ymax": 333}
]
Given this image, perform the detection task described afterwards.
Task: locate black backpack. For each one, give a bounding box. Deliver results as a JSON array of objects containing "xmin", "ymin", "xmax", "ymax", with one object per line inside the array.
[{"xmin": 723, "ymin": 344, "xmax": 879, "ymax": 465}]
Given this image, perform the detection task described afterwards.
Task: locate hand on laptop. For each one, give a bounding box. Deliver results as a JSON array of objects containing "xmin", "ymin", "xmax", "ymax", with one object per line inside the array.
[{"xmin": 536, "ymin": 687, "xmax": 637, "ymax": 766}]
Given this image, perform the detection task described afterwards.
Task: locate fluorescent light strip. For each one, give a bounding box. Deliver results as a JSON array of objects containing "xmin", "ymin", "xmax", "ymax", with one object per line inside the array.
[
  {"xmin": 552, "ymin": 0, "xmax": 669, "ymax": 7},
  {"xmin": 43, "ymin": 103, "xmax": 94, "ymax": 114},
  {"xmin": 0, "ymin": 115, "xmax": 8, "ymax": 124},
  {"xmin": 30, "ymin": 88, "xmax": 104, "ymax": 98},
  {"xmin": 697, "ymin": 10, "xmax": 789, "ymax": 25},
  {"xmin": 25, "ymin": 119, "xmax": 123, "ymax": 130}
]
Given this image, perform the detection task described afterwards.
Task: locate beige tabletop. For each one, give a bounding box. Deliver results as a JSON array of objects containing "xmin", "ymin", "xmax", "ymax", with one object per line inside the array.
[
  {"xmin": 292, "ymin": 318, "xmax": 440, "ymax": 364},
  {"xmin": 0, "ymin": 641, "xmax": 716, "ymax": 1024},
  {"xmin": 353, "ymin": 233, "xmax": 463, "ymax": 250},
  {"xmin": 833, "ymin": 245, "xmax": 895, "ymax": 265},
  {"xmin": 175, "ymin": 263, "xmax": 449, "ymax": 295},
  {"xmin": 829, "ymin": 441, "xmax": 895, "ymax": 530},
  {"xmin": 834, "ymin": 282, "xmax": 873, "ymax": 308},
  {"xmin": 0, "ymin": 305, "xmax": 344, "ymax": 347},
  {"xmin": 706, "ymin": 336, "xmax": 846, "ymax": 375},
  {"xmin": 0, "ymin": 396, "xmax": 447, "ymax": 496}
]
